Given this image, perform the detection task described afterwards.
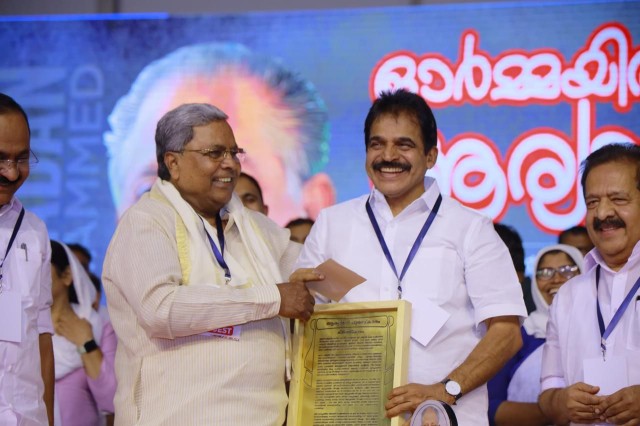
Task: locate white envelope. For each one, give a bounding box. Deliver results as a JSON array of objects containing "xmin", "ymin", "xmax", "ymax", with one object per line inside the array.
[
  {"xmin": 584, "ymin": 355, "xmax": 628, "ymax": 396},
  {"xmin": 0, "ymin": 290, "xmax": 22, "ymax": 343},
  {"xmin": 408, "ymin": 296, "xmax": 450, "ymax": 347}
]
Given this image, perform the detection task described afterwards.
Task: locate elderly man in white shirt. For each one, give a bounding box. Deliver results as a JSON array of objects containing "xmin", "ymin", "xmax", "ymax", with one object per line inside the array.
[
  {"xmin": 539, "ymin": 143, "xmax": 640, "ymax": 426},
  {"xmin": 293, "ymin": 89, "xmax": 527, "ymax": 425},
  {"xmin": 0, "ymin": 93, "xmax": 55, "ymax": 425}
]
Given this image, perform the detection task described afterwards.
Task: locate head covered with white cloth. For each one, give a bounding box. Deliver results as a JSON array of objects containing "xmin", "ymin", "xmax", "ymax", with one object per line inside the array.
[
  {"xmin": 50, "ymin": 241, "xmax": 102, "ymax": 379},
  {"xmin": 523, "ymin": 244, "xmax": 584, "ymax": 339}
]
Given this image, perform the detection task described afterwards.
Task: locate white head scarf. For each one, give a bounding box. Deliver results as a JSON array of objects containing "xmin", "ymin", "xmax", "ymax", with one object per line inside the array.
[
  {"xmin": 522, "ymin": 244, "xmax": 584, "ymax": 339},
  {"xmin": 52, "ymin": 242, "xmax": 103, "ymax": 379}
]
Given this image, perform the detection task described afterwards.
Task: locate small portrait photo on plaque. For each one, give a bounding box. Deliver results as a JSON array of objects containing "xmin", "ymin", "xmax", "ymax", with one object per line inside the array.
[{"xmin": 409, "ymin": 400, "xmax": 457, "ymax": 426}]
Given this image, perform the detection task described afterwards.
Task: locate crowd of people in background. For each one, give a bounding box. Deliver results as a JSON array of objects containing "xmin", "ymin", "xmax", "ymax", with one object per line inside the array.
[{"xmin": 1, "ymin": 89, "xmax": 638, "ymax": 425}]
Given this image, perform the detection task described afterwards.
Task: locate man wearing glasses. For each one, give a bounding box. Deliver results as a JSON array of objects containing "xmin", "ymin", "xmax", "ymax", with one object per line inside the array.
[
  {"xmin": 0, "ymin": 93, "xmax": 55, "ymax": 425},
  {"xmin": 102, "ymin": 103, "xmax": 315, "ymax": 425},
  {"xmin": 539, "ymin": 143, "xmax": 640, "ymax": 425}
]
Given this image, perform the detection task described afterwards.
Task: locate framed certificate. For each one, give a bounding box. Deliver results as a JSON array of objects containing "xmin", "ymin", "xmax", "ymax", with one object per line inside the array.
[{"xmin": 287, "ymin": 300, "xmax": 411, "ymax": 426}]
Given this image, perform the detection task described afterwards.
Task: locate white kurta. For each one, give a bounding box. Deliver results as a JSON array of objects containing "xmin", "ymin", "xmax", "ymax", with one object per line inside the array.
[
  {"xmin": 296, "ymin": 177, "xmax": 527, "ymax": 425},
  {"xmin": 103, "ymin": 190, "xmax": 299, "ymax": 425},
  {"xmin": 541, "ymin": 243, "xmax": 640, "ymax": 426},
  {"xmin": 0, "ymin": 197, "xmax": 53, "ymax": 426}
]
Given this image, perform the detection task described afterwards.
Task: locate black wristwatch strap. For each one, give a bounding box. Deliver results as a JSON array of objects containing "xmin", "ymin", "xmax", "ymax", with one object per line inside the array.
[{"xmin": 77, "ymin": 339, "xmax": 99, "ymax": 355}]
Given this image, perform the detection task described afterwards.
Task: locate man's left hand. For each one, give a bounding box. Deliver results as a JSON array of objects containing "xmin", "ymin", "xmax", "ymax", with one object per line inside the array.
[
  {"xmin": 385, "ymin": 383, "xmax": 454, "ymax": 418},
  {"xmin": 597, "ymin": 385, "xmax": 640, "ymax": 425}
]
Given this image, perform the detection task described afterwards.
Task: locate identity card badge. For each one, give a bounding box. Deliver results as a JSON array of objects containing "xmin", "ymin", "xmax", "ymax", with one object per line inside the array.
[
  {"xmin": 583, "ymin": 356, "xmax": 628, "ymax": 395},
  {"xmin": 0, "ymin": 288, "xmax": 22, "ymax": 343}
]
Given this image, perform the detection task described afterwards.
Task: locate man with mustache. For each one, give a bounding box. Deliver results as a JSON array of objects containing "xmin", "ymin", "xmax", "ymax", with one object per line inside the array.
[
  {"xmin": 0, "ymin": 93, "xmax": 55, "ymax": 425},
  {"xmin": 293, "ymin": 89, "xmax": 527, "ymax": 424},
  {"xmin": 539, "ymin": 143, "xmax": 640, "ymax": 425}
]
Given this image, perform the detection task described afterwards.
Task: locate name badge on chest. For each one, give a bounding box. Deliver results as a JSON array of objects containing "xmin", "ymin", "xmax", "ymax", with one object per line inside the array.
[
  {"xmin": 0, "ymin": 288, "xmax": 22, "ymax": 343},
  {"xmin": 583, "ymin": 355, "xmax": 628, "ymax": 395},
  {"xmin": 201, "ymin": 325, "xmax": 242, "ymax": 341}
]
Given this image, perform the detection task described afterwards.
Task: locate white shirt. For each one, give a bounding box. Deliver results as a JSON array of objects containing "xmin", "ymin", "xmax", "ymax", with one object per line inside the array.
[
  {"xmin": 296, "ymin": 177, "xmax": 527, "ymax": 425},
  {"xmin": 541, "ymin": 242, "xmax": 640, "ymax": 400},
  {"xmin": 0, "ymin": 197, "xmax": 53, "ymax": 426}
]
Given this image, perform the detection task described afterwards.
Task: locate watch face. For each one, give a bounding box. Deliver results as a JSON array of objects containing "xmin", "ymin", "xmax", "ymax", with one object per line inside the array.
[{"xmin": 445, "ymin": 380, "xmax": 461, "ymax": 396}]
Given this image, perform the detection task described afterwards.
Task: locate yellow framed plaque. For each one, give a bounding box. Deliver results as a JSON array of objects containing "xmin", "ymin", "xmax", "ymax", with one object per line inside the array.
[{"xmin": 287, "ymin": 300, "xmax": 411, "ymax": 426}]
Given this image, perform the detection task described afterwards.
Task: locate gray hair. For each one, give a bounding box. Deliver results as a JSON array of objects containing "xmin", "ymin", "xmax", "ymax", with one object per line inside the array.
[{"xmin": 155, "ymin": 103, "xmax": 228, "ymax": 180}]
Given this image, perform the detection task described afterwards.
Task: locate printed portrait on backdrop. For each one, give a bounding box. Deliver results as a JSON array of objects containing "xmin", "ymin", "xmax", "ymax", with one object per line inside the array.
[
  {"xmin": 2, "ymin": 1, "xmax": 638, "ymax": 274},
  {"xmin": 104, "ymin": 42, "xmax": 335, "ymax": 225}
]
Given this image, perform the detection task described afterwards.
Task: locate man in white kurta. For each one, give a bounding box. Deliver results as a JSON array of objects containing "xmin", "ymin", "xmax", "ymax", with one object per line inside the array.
[
  {"xmin": 539, "ymin": 143, "xmax": 640, "ymax": 425},
  {"xmin": 103, "ymin": 103, "xmax": 314, "ymax": 425},
  {"xmin": 294, "ymin": 89, "xmax": 527, "ymax": 425},
  {"xmin": 0, "ymin": 93, "xmax": 54, "ymax": 426},
  {"xmin": 0, "ymin": 198, "xmax": 54, "ymax": 426}
]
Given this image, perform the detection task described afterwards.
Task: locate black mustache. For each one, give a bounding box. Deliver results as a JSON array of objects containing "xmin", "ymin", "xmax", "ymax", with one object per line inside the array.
[
  {"xmin": 0, "ymin": 175, "xmax": 19, "ymax": 185},
  {"xmin": 593, "ymin": 217, "xmax": 625, "ymax": 231},
  {"xmin": 372, "ymin": 161, "xmax": 410, "ymax": 172}
]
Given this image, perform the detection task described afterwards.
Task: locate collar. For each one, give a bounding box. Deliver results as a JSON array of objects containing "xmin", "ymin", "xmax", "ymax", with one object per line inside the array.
[
  {"xmin": 0, "ymin": 197, "xmax": 19, "ymax": 219},
  {"xmin": 220, "ymin": 192, "xmax": 244, "ymax": 231},
  {"xmin": 585, "ymin": 240, "xmax": 640, "ymax": 274},
  {"xmin": 369, "ymin": 176, "xmax": 441, "ymax": 221},
  {"xmin": 156, "ymin": 179, "xmax": 240, "ymax": 230}
]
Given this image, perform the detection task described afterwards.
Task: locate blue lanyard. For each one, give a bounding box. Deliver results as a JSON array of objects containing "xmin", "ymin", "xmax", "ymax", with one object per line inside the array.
[
  {"xmin": 365, "ymin": 194, "xmax": 442, "ymax": 299},
  {"xmin": 0, "ymin": 207, "xmax": 25, "ymax": 294},
  {"xmin": 200, "ymin": 213, "xmax": 231, "ymax": 282},
  {"xmin": 595, "ymin": 265, "xmax": 640, "ymax": 360}
]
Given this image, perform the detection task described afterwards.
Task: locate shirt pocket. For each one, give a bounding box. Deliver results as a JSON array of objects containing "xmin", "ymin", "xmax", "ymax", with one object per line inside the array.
[
  {"xmin": 10, "ymin": 235, "xmax": 44, "ymax": 306},
  {"xmin": 402, "ymin": 247, "xmax": 459, "ymax": 305}
]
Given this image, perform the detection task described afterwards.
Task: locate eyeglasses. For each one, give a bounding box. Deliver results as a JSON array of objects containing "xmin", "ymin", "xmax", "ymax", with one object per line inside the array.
[
  {"xmin": 0, "ymin": 150, "xmax": 39, "ymax": 172},
  {"xmin": 536, "ymin": 265, "xmax": 580, "ymax": 280},
  {"xmin": 178, "ymin": 147, "xmax": 246, "ymax": 163}
]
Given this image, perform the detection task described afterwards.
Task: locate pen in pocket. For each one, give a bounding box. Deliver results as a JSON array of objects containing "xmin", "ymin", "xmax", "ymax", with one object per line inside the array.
[{"xmin": 20, "ymin": 243, "xmax": 28, "ymax": 261}]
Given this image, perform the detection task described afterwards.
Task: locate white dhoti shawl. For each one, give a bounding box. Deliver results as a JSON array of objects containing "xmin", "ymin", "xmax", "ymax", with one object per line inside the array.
[{"xmin": 152, "ymin": 179, "xmax": 293, "ymax": 377}]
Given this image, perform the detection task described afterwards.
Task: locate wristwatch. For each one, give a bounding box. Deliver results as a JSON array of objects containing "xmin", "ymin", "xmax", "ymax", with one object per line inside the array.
[
  {"xmin": 77, "ymin": 339, "xmax": 99, "ymax": 355},
  {"xmin": 441, "ymin": 378, "xmax": 463, "ymax": 403}
]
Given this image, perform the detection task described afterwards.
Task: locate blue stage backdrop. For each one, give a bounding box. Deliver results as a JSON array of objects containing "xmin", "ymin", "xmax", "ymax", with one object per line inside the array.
[{"xmin": 1, "ymin": 0, "xmax": 639, "ymax": 276}]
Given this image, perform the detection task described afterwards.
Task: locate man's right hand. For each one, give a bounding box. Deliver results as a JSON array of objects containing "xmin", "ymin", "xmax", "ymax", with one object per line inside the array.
[
  {"xmin": 563, "ymin": 382, "xmax": 605, "ymax": 423},
  {"xmin": 540, "ymin": 383, "xmax": 604, "ymax": 425},
  {"xmin": 277, "ymin": 281, "xmax": 315, "ymax": 320}
]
